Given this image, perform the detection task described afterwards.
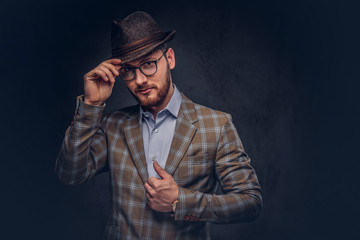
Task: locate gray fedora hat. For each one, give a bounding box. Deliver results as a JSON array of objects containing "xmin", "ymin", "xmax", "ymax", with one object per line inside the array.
[{"xmin": 110, "ymin": 11, "xmax": 176, "ymax": 63}]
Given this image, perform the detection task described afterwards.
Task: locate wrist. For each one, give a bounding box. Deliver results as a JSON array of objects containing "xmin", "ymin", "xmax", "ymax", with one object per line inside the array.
[{"xmin": 83, "ymin": 97, "xmax": 104, "ymax": 106}]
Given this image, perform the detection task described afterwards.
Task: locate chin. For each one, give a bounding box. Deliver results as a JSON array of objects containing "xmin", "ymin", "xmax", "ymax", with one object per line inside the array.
[{"xmin": 139, "ymin": 98, "xmax": 161, "ymax": 108}]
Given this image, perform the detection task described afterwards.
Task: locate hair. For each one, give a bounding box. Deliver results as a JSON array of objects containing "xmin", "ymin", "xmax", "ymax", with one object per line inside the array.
[
  {"xmin": 154, "ymin": 43, "xmax": 168, "ymax": 53},
  {"xmin": 145, "ymin": 43, "xmax": 169, "ymax": 64},
  {"xmin": 142, "ymin": 43, "xmax": 168, "ymax": 60}
]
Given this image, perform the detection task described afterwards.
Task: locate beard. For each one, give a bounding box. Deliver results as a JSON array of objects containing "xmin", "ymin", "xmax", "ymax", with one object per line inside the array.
[{"xmin": 129, "ymin": 63, "xmax": 171, "ymax": 109}]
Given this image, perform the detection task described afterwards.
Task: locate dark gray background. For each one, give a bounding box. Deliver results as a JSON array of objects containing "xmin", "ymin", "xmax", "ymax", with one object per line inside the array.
[{"xmin": 1, "ymin": 0, "xmax": 359, "ymax": 239}]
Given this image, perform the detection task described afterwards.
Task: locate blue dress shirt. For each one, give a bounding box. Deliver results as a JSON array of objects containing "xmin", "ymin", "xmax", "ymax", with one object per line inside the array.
[{"xmin": 140, "ymin": 85, "xmax": 182, "ymax": 178}]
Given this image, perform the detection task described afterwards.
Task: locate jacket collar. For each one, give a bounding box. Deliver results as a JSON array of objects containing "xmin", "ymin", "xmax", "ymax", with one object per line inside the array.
[{"xmin": 124, "ymin": 93, "xmax": 198, "ymax": 183}]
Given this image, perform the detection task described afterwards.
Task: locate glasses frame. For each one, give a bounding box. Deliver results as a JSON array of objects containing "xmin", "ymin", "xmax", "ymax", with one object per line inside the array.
[{"xmin": 119, "ymin": 49, "xmax": 168, "ymax": 81}]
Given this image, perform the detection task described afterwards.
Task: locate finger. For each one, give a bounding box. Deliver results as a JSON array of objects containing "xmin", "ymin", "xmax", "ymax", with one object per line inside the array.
[
  {"xmin": 98, "ymin": 65, "xmax": 115, "ymax": 79},
  {"xmin": 153, "ymin": 161, "xmax": 170, "ymax": 179},
  {"xmin": 105, "ymin": 58, "xmax": 122, "ymax": 65},
  {"xmin": 144, "ymin": 182, "xmax": 152, "ymax": 192},
  {"xmin": 144, "ymin": 183, "xmax": 157, "ymax": 197},
  {"xmin": 145, "ymin": 192, "xmax": 152, "ymax": 200},
  {"xmin": 102, "ymin": 62, "xmax": 120, "ymax": 77},
  {"xmin": 109, "ymin": 59, "xmax": 123, "ymax": 71},
  {"xmin": 90, "ymin": 68, "xmax": 109, "ymax": 82},
  {"xmin": 104, "ymin": 59, "xmax": 122, "ymax": 71},
  {"xmin": 146, "ymin": 178, "xmax": 159, "ymax": 190},
  {"xmin": 98, "ymin": 65, "xmax": 115, "ymax": 83}
]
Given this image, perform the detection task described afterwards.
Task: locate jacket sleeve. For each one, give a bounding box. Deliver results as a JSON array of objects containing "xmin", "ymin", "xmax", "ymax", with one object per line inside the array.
[
  {"xmin": 174, "ymin": 114, "xmax": 262, "ymax": 223},
  {"xmin": 55, "ymin": 95, "xmax": 108, "ymax": 185}
]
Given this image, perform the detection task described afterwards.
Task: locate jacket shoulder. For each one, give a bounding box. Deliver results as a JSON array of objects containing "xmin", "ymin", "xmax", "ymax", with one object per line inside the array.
[
  {"xmin": 194, "ymin": 102, "xmax": 229, "ymax": 117},
  {"xmin": 182, "ymin": 94, "xmax": 231, "ymax": 125},
  {"xmin": 105, "ymin": 105, "xmax": 138, "ymax": 117},
  {"xmin": 102, "ymin": 105, "xmax": 139, "ymax": 126}
]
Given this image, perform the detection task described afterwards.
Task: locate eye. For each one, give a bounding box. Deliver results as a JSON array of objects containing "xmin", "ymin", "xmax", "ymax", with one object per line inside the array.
[
  {"xmin": 122, "ymin": 67, "xmax": 133, "ymax": 72},
  {"xmin": 142, "ymin": 61, "xmax": 155, "ymax": 69}
]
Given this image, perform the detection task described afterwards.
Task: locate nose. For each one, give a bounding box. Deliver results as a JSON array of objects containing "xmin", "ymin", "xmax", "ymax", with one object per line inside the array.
[{"xmin": 134, "ymin": 68, "xmax": 148, "ymax": 86}]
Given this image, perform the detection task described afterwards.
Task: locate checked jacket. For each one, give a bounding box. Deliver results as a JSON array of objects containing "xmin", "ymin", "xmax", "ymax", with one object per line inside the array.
[{"xmin": 56, "ymin": 93, "xmax": 262, "ymax": 240}]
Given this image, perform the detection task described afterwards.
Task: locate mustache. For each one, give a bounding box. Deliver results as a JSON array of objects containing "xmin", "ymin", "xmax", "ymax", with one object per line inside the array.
[{"xmin": 135, "ymin": 84, "xmax": 156, "ymax": 92}]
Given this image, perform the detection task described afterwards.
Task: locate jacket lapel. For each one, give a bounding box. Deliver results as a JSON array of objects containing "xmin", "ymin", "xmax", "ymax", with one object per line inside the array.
[
  {"xmin": 124, "ymin": 108, "xmax": 148, "ymax": 184},
  {"xmin": 165, "ymin": 94, "xmax": 198, "ymax": 176}
]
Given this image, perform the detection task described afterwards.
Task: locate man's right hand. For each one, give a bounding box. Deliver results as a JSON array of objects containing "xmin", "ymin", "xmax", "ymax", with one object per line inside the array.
[{"xmin": 83, "ymin": 58, "xmax": 122, "ymax": 106}]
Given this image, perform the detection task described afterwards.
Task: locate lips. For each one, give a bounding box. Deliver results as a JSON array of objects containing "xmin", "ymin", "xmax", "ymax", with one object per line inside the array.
[{"xmin": 136, "ymin": 87, "xmax": 154, "ymax": 95}]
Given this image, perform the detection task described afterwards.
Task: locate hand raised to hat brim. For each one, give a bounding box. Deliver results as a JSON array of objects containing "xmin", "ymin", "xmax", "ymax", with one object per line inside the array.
[{"xmin": 84, "ymin": 58, "xmax": 122, "ymax": 106}]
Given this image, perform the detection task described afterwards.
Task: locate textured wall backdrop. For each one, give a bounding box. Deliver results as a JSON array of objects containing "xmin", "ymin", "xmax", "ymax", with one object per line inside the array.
[{"xmin": 1, "ymin": 0, "xmax": 359, "ymax": 239}]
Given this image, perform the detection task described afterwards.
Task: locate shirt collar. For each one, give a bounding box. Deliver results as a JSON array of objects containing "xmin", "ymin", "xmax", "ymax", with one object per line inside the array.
[{"xmin": 140, "ymin": 84, "xmax": 182, "ymax": 119}]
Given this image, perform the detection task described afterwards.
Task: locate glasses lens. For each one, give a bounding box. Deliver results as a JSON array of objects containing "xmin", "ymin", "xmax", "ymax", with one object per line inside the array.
[
  {"xmin": 140, "ymin": 62, "xmax": 157, "ymax": 76},
  {"xmin": 119, "ymin": 67, "xmax": 134, "ymax": 80}
]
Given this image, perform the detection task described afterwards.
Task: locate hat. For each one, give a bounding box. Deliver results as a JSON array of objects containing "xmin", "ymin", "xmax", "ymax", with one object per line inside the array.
[{"xmin": 110, "ymin": 11, "xmax": 176, "ymax": 63}]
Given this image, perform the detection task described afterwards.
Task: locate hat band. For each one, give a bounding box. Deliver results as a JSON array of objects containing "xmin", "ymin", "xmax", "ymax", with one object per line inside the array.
[{"xmin": 112, "ymin": 32, "xmax": 168, "ymax": 58}]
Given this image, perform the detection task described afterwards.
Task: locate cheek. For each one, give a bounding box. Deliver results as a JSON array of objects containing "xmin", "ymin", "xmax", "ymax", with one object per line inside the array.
[
  {"xmin": 155, "ymin": 67, "xmax": 169, "ymax": 85},
  {"xmin": 126, "ymin": 82, "xmax": 136, "ymax": 92}
]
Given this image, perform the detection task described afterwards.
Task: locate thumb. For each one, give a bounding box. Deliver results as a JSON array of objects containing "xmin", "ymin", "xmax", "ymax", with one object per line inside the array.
[{"xmin": 153, "ymin": 161, "xmax": 169, "ymax": 179}]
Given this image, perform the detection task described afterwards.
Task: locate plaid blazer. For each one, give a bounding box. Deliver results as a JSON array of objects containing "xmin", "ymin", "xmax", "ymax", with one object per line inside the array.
[{"xmin": 56, "ymin": 93, "xmax": 262, "ymax": 240}]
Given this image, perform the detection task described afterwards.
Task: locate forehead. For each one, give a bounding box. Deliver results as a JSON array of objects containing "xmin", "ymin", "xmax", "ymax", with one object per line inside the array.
[{"xmin": 124, "ymin": 49, "xmax": 161, "ymax": 66}]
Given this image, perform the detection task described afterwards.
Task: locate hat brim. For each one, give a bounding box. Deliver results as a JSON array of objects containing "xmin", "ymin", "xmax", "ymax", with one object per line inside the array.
[{"xmin": 110, "ymin": 30, "xmax": 175, "ymax": 63}]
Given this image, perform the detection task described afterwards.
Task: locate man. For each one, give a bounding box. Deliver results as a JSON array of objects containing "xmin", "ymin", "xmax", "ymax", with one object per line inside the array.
[{"xmin": 56, "ymin": 11, "xmax": 262, "ymax": 240}]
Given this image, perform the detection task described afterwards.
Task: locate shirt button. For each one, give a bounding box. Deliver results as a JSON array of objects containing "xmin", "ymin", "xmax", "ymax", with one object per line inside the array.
[
  {"xmin": 154, "ymin": 129, "xmax": 159, "ymax": 133},
  {"xmin": 152, "ymin": 156, "xmax": 156, "ymax": 161}
]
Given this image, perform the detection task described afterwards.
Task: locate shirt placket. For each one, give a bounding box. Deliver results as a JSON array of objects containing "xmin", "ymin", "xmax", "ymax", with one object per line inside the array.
[
  {"xmin": 149, "ymin": 126, "xmax": 160, "ymax": 163},
  {"xmin": 147, "ymin": 114, "xmax": 164, "ymax": 178}
]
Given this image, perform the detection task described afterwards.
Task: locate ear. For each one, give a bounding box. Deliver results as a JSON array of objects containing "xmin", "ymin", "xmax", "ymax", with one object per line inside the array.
[{"xmin": 166, "ymin": 48, "xmax": 176, "ymax": 70}]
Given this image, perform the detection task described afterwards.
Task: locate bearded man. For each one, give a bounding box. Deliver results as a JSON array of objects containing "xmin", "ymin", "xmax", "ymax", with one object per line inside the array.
[{"xmin": 56, "ymin": 11, "xmax": 262, "ymax": 240}]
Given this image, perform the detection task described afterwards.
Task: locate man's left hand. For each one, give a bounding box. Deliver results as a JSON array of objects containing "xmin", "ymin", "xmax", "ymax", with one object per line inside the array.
[{"xmin": 144, "ymin": 161, "xmax": 179, "ymax": 212}]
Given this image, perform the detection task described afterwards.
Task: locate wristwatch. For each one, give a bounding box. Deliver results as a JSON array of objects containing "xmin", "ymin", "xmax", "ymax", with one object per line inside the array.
[{"xmin": 171, "ymin": 200, "xmax": 178, "ymax": 213}]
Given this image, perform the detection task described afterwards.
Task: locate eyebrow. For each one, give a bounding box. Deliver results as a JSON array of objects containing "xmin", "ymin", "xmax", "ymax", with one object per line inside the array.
[{"xmin": 123, "ymin": 54, "xmax": 157, "ymax": 67}]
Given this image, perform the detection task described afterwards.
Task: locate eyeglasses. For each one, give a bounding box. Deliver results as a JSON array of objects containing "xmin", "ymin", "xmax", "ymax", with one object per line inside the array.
[{"xmin": 119, "ymin": 50, "xmax": 167, "ymax": 81}]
